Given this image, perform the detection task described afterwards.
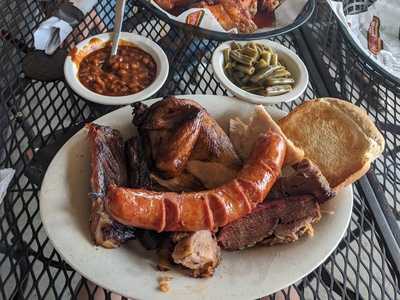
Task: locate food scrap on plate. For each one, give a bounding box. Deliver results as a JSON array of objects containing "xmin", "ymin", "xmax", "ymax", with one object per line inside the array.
[
  {"xmin": 86, "ymin": 96, "xmax": 384, "ymax": 280},
  {"xmin": 158, "ymin": 275, "xmax": 173, "ymax": 293}
]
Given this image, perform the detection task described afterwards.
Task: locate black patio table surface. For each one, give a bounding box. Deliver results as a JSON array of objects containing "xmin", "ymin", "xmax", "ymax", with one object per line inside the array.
[{"xmin": 0, "ymin": 0, "xmax": 399, "ymax": 299}]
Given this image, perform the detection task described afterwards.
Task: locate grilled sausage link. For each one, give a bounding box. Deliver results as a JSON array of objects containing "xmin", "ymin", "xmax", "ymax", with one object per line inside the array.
[{"xmin": 105, "ymin": 131, "xmax": 286, "ymax": 232}]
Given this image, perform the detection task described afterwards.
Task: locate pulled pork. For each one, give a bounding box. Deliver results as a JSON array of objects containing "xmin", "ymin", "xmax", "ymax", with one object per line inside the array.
[{"xmin": 171, "ymin": 230, "xmax": 221, "ymax": 277}]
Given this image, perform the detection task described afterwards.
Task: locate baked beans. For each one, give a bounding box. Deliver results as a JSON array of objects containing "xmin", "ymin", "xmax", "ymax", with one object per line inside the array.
[{"xmin": 78, "ymin": 45, "xmax": 157, "ymax": 96}]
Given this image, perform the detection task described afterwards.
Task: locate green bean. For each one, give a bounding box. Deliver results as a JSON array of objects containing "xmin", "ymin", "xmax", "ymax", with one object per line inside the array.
[
  {"xmin": 241, "ymin": 47, "xmax": 258, "ymax": 59},
  {"xmin": 260, "ymin": 50, "xmax": 271, "ymax": 58},
  {"xmin": 266, "ymin": 66, "xmax": 287, "ymax": 78},
  {"xmin": 235, "ymin": 71, "xmax": 245, "ymax": 79},
  {"xmin": 225, "ymin": 68, "xmax": 233, "ymax": 79},
  {"xmin": 271, "ymin": 53, "xmax": 279, "ymax": 65},
  {"xmin": 250, "ymin": 65, "xmax": 282, "ymax": 83},
  {"xmin": 256, "ymin": 45, "xmax": 264, "ymax": 55},
  {"xmin": 262, "ymin": 45, "xmax": 273, "ymax": 53},
  {"xmin": 240, "ymin": 75, "xmax": 251, "ymax": 85},
  {"xmin": 224, "ymin": 62, "xmax": 233, "ymax": 70},
  {"xmin": 230, "ymin": 50, "xmax": 254, "ymax": 66},
  {"xmin": 241, "ymin": 86, "xmax": 265, "ymax": 93},
  {"xmin": 255, "ymin": 59, "xmax": 269, "ymax": 70},
  {"xmin": 262, "ymin": 85, "xmax": 293, "ymax": 96},
  {"xmin": 223, "ymin": 48, "xmax": 231, "ymax": 66},
  {"xmin": 260, "ymin": 52, "xmax": 272, "ymax": 65},
  {"xmin": 269, "ymin": 69, "xmax": 291, "ymax": 78},
  {"xmin": 266, "ymin": 77, "xmax": 295, "ymax": 86},
  {"xmin": 230, "ymin": 72, "xmax": 242, "ymax": 85},
  {"xmin": 247, "ymin": 42, "xmax": 257, "ymax": 49},
  {"xmin": 231, "ymin": 41, "xmax": 242, "ymax": 50},
  {"xmin": 234, "ymin": 64, "xmax": 255, "ymax": 75}
]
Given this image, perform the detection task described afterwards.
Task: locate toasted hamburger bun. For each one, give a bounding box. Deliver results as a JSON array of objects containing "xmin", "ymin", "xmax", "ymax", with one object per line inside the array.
[
  {"xmin": 229, "ymin": 105, "xmax": 304, "ymax": 165},
  {"xmin": 278, "ymin": 98, "xmax": 385, "ymax": 191}
]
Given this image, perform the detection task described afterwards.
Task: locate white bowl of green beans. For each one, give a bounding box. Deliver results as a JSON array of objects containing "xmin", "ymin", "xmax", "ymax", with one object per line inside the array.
[{"xmin": 212, "ymin": 40, "xmax": 309, "ymax": 105}]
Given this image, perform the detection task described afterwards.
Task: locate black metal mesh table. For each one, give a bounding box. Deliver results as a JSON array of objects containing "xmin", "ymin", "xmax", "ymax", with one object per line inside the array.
[{"xmin": 1, "ymin": 0, "xmax": 400, "ymax": 299}]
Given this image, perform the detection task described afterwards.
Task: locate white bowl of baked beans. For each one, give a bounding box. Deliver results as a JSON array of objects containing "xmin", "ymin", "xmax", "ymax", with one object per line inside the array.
[{"xmin": 64, "ymin": 32, "xmax": 169, "ymax": 105}]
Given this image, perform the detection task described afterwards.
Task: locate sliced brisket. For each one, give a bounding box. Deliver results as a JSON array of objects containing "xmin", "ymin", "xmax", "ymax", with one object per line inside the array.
[
  {"xmin": 218, "ymin": 195, "xmax": 321, "ymax": 250},
  {"xmin": 269, "ymin": 159, "xmax": 335, "ymax": 203}
]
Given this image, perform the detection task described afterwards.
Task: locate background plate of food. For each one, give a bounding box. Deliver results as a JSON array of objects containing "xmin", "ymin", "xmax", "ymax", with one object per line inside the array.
[
  {"xmin": 137, "ymin": 0, "xmax": 316, "ymax": 40},
  {"xmin": 40, "ymin": 95, "xmax": 384, "ymax": 299}
]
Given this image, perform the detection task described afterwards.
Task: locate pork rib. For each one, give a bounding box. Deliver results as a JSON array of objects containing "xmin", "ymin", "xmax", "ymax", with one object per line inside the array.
[{"xmin": 87, "ymin": 123, "xmax": 135, "ymax": 248}]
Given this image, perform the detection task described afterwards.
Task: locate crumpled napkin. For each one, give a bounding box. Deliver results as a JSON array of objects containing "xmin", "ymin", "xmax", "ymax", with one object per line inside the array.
[
  {"xmin": 0, "ymin": 169, "xmax": 15, "ymax": 205},
  {"xmin": 33, "ymin": 0, "xmax": 98, "ymax": 55},
  {"xmin": 34, "ymin": 17, "xmax": 73, "ymax": 55},
  {"xmin": 328, "ymin": 0, "xmax": 400, "ymax": 79}
]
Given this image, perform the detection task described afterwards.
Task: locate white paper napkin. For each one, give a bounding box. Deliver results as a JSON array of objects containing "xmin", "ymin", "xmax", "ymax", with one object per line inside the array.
[
  {"xmin": 33, "ymin": 0, "xmax": 98, "ymax": 55},
  {"xmin": 34, "ymin": 17, "xmax": 73, "ymax": 55},
  {"xmin": 328, "ymin": 0, "xmax": 400, "ymax": 79},
  {"xmin": 0, "ymin": 168, "xmax": 15, "ymax": 205}
]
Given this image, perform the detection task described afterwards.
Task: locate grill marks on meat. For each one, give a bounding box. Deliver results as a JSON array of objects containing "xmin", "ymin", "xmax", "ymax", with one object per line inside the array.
[
  {"xmin": 87, "ymin": 124, "xmax": 135, "ymax": 248},
  {"xmin": 171, "ymin": 230, "xmax": 221, "ymax": 277},
  {"xmin": 268, "ymin": 159, "xmax": 335, "ymax": 203},
  {"xmin": 218, "ymin": 196, "xmax": 321, "ymax": 250}
]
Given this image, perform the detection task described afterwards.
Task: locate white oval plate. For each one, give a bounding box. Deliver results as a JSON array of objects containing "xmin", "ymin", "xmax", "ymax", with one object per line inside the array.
[
  {"xmin": 212, "ymin": 40, "xmax": 309, "ymax": 105},
  {"xmin": 40, "ymin": 95, "xmax": 352, "ymax": 300},
  {"xmin": 64, "ymin": 32, "xmax": 169, "ymax": 105}
]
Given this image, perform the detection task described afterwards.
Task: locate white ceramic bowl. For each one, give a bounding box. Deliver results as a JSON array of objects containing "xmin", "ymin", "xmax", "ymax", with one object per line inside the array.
[
  {"xmin": 212, "ymin": 40, "xmax": 309, "ymax": 105},
  {"xmin": 64, "ymin": 32, "xmax": 169, "ymax": 105}
]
